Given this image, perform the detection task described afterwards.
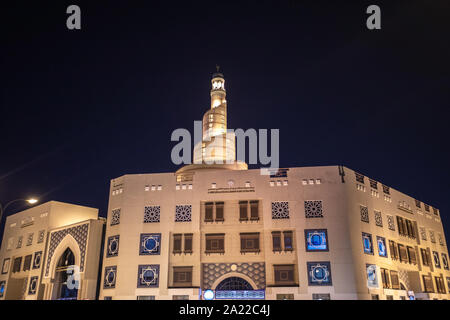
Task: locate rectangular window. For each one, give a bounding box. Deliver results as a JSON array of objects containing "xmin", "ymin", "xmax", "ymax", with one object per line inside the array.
[
  {"xmin": 274, "ymin": 264, "xmax": 295, "ymax": 285},
  {"xmin": 23, "ymin": 255, "xmax": 32, "ymax": 271},
  {"xmin": 239, "ymin": 201, "xmax": 248, "ymax": 221},
  {"xmin": 389, "ymin": 240, "xmax": 398, "ymax": 260},
  {"xmin": 312, "ymin": 293, "xmax": 331, "ymax": 300},
  {"xmin": 371, "ymin": 294, "xmax": 379, "ymax": 300},
  {"xmin": 407, "ymin": 246, "xmax": 417, "ymax": 265},
  {"xmin": 398, "ymin": 244, "xmax": 408, "ymax": 262},
  {"xmin": 173, "ymin": 266, "xmax": 193, "ymax": 287},
  {"xmin": 205, "ymin": 234, "xmax": 225, "ymax": 254},
  {"xmin": 173, "ymin": 234, "xmax": 182, "ymax": 254},
  {"xmin": 13, "ymin": 257, "xmax": 22, "ymax": 273},
  {"xmin": 137, "ymin": 296, "xmax": 155, "ymax": 300},
  {"xmin": 240, "ymin": 233, "xmax": 260, "ymax": 253},
  {"xmin": 390, "ymin": 270, "xmax": 400, "ymax": 289},
  {"xmin": 184, "ymin": 234, "xmax": 193, "ymax": 253},
  {"xmin": 205, "ymin": 202, "xmax": 214, "ymax": 222},
  {"xmin": 250, "ymin": 200, "xmax": 259, "ymax": 220},
  {"xmin": 272, "ymin": 232, "xmax": 282, "ymax": 252},
  {"xmin": 421, "ymin": 248, "xmax": 431, "ymax": 266},
  {"xmin": 172, "ymin": 295, "xmax": 189, "ymax": 300},
  {"xmin": 277, "ymin": 294, "xmax": 294, "ymax": 300},
  {"xmin": 423, "ymin": 275, "xmax": 434, "ymax": 293},
  {"xmin": 283, "ymin": 231, "xmax": 293, "ymax": 251},
  {"xmin": 215, "ymin": 202, "xmax": 224, "ymax": 221},
  {"xmin": 435, "ymin": 276, "xmax": 445, "ymax": 294},
  {"xmin": 380, "ymin": 268, "xmax": 390, "ymax": 289}
]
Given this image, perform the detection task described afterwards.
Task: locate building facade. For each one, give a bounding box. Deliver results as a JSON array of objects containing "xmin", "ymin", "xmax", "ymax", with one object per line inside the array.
[
  {"xmin": 0, "ymin": 201, "xmax": 105, "ymax": 300},
  {"xmin": 97, "ymin": 71, "xmax": 450, "ymax": 300}
]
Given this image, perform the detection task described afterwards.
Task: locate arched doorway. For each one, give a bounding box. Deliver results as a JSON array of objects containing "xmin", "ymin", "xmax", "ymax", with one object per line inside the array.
[
  {"xmin": 216, "ymin": 277, "xmax": 253, "ymax": 290},
  {"xmin": 213, "ymin": 276, "xmax": 264, "ymax": 300},
  {"xmin": 52, "ymin": 248, "xmax": 78, "ymax": 300}
]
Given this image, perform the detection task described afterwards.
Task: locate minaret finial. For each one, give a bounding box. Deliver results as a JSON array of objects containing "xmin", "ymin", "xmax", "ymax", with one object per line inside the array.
[{"xmin": 216, "ymin": 65, "xmax": 220, "ymax": 72}]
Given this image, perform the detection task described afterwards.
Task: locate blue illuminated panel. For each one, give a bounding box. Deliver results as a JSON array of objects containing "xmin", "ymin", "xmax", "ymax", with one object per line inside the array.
[
  {"xmin": 215, "ymin": 290, "xmax": 265, "ymax": 300},
  {"xmin": 305, "ymin": 229, "xmax": 328, "ymax": 251}
]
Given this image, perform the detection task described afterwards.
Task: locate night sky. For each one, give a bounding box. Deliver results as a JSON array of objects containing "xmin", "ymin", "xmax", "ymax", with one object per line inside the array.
[{"xmin": 1, "ymin": 0, "xmax": 449, "ymax": 245}]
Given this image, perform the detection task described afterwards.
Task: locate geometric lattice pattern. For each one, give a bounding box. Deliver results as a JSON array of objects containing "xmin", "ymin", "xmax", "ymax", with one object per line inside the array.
[
  {"xmin": 438, "ymin": 233, "xmax": 444, "ymax": 246},
  {"xmin": 429, "ymin": 231, "xmax": 436, "ymax": 243},
  {"xmin": 37, "ymin": 230, "xmax": 45, "ymax": 243},
  {"xmin": 144, "ymin": 206, "xmax": 160, "ymax": 223},
  {"xmin": 419, "ymin": 227, "xmax": 427, "ymax": 241},
  {"xmin": 271, "ymin": 202, "xmax": 289, "ymax": 219},
  {"xmin": 307, "ymin": 261, "xmax": 332, "ymax": 286},
  {"xmin": 175, "ymin": 205, "xmax": 192, "ymax": 222},
  {"xmin": 45, "ymin": 223, "xmax": 89, "ymax": 277},
  {"xmin": 110, "ymin": 209, "xmax": 121, "ymax": 226},
  {"xmin": 202, "ymin": 262, "xmax": 266, "ymax": 290},
  {"xmin": 387, "ymin": 215, "xmax": 395, "ymax": 231},
  {"xmin": 137, "ymin": 264, "xmax": 160, "ymax": 288},
  {"xmin": 374, "ymin": 211, "xmax": 383, "ymax": 227},
  {"xmin": 360, "ymin": 206, "xmax": 369, "ymax": 223},
  {"xmin": 26, "ymin": 233, "xmax": 33, "ymax": 246},
  {"xmin": 305, "ymin": 200, "xmax": 323, "ymax": 218},
  {"xmin": 398, "ymin": 270, "xmax": 410, "ymax": 291}
]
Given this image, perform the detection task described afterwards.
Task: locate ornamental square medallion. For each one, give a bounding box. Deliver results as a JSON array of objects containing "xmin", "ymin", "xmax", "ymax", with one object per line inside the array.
[
  {"xmin": 139, "ymin": 233, "xmax": 161, "ymax": 255},
  {"xmin": 144, "ymin": 206, "xmax": 160, "ymax": 223},
  {"xmin": 175, "ymin": 205, "xmax": 192, "ymax": 222},
  {"xmin": 305, "ymin": 200, "xmax": 323, "ymax": 218},
  {"xmin": 271, "ymin": 201, "xmax": 289, "ymax": 219},
  {"xmin": 137, "ymin": 265, "xmax": 159, "ymax": 288},
  {"xmin": 104, "ymin": 266, "xmax": 117, "ymax": 289}
]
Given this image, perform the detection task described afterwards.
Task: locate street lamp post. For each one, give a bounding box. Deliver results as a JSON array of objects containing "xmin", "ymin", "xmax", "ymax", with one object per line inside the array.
[{"xmin": 0, "ymin": 198, "xmax": 39, "ymax": 227}]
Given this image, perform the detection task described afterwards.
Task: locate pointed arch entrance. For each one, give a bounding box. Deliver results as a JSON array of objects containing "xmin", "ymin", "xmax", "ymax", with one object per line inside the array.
[{"xmin": 51, "ymin": 248, "xmax": 78, "ymax": 300}]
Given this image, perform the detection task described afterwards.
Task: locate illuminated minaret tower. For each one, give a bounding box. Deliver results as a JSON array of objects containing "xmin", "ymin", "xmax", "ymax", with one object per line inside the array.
[{"xmin": 178, "ymin": 67, "xmax": 247, "ymax": 176}]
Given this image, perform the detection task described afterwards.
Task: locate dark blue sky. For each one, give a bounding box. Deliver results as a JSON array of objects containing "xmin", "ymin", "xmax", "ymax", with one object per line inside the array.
[{"xmin": 1, "ymin": 0, "xmax": 449, "ymax": 245}]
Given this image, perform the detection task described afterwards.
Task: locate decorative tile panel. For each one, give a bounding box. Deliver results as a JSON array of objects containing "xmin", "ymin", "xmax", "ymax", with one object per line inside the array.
[
  {"xmin": 419, "ymin": 227, "xmax": 427, "ymax": 241},
  {"xmin": 271, "ymin": 202, "xmax": 289, "ymax": 219},
  {"xmin": 137, "ymin": 265, "xmax": 160, "ymax": 288},
  {"xmin": 0, "ymin": 281, "xmax": 5, "ymax": 298},
  {"xmin": 377, "ymin": 236, "xmax": 387, "ymax": 257},
  {"xmin": 139, "ymin": 233, "xmax": 161, "ymax": 255},
  {"xmin": 433, "ymin": 251, "xmax": 441, "ymax": 268},
  {"xmin": 175, "ymin": 205, "xmax": 192, "ymax": 222},
  {"xmin": 45, "ymin": 223, "xmax": 89, "ymax": 276},
  {"xmin": 360, "ymin": 206, "xmax": 369, "ymax": 223},
  {"xmin": 28, "ymin": 276, "xmax": 38, "ymax": 295},
  {"xmin": 37, "ymin": 230, "xmax": 45, "ymax": 243},
  {"xmin": 305, "ymin": 229, "xmax": 328, "ymax": 251},
  {"xmin": 366, "ymin": 264, "xmax": 378, "ymax": 288},
  {"xmin": 307, "ymin": 261, "xmax": 332, "ymax": 286},
  {"xmin": 387, "ymin": 215, "xmax": 395, "ymax": 230},
  {"xmin": 32, "ymin": 251, "xmax": 42, "ymax": 269},
  {"xmin": 17, "ymin": 236, "xmax": 23, "ymax": 249},
  {"xmin": 110, "ymin": 209, "xmax": 121, "ymax": 226},
  {"xmin": 374, "ymin": 211, "xmax": 383, "ymax": 227},
  {"xmin": 202, "ymin": 262, "xmax": 265, "ymax": 290},
  {"xmin": 362, "ymin": 232, "xmax": 373, "ymax": 254},
  {"xmin": 26, "ymin": 233, "xmax": 34, "ymax": 246},
  {"xmin": 104, "ymin": 266, "xmax": 117, "ymax": 289},
  {"xmin": 144, "ymin": 206, "xmax": 160, "ymax": 223},
  {"xmin": 305, "ymin": 200, "xmax": 323, "ymax": 218},
  {"xmin": 106, "ymin": 235, "xmax": 120, "ymax": 257},
  {"xmin": 429, "ymin": 231, "xmax": 436, "ymax": 243}
]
